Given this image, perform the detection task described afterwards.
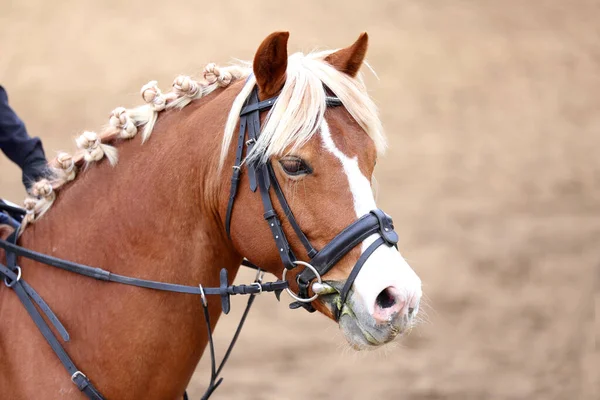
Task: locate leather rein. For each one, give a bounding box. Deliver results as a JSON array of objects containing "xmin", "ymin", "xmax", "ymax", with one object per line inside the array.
[{"xmin": 0, "ymin": 84, "xmax": 400, "ymax": 400}]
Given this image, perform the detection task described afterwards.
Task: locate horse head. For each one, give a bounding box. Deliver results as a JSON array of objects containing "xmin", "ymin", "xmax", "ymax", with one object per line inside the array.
[{"xmin": 224, "ymin": 32, "xmax": 422, "ymax": 349}]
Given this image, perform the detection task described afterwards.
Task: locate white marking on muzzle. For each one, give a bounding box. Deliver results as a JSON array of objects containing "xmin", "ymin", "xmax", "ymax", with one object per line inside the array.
[{"xmin": 320, "ymin": 120, "xmax": 422, "ymax": 315}]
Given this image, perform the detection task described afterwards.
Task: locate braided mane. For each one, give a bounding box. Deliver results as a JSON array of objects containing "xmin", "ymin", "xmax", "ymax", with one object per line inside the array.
[
  {"xmin": 23, "ymin": 63, "xmax": 249, "ymax": 228},
  {"xmin": 22, "ymin": 51, "xmax": 385, "ymax": 231}
]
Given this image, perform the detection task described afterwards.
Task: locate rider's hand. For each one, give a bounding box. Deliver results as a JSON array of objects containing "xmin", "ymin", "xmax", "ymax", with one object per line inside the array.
[{"xmin": 21, "ymin": 151, "xmax": 49, "ymax": 191}]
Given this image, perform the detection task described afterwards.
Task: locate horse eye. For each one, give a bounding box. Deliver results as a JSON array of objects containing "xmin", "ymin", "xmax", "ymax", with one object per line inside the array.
[{"xmin": 279, "ymin": 157, "xmax": 312, "ymax": 176}]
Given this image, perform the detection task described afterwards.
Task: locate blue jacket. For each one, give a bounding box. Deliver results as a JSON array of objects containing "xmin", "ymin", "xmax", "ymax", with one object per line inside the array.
[{"xmin": 0, "ymin": 85, "xmax": 47, "ymax": 189}]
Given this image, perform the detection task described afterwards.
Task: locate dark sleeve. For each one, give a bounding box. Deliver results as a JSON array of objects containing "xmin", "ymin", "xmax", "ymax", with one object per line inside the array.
[{"xmin": 0, "ymin": 86, "xmax": 48, "ymax": 188}]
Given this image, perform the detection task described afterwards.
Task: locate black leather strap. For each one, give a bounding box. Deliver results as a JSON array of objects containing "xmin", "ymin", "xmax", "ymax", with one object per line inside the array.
[
  {"xmin": 228, "ymin": 90, "xmax": 343, "ymax": 248},
  {"xmin": 257, "ymin": 165, "xmax": 296, "ymax": 270},
  {"xmin": 0, "ymin": 263, "xmax": 69, "ymax": 341},
  {"xmin": 246, "ymin": 88, "xmax": 261, "ymax": 192},
  {"xmin": 294, "ymin": 210, "xmax": 398, "ymax": 312},
  {"xmin": 224, "ymin": 114, "xmax": 248, "ymax": 238},
  {"xmin": 240, "ymin": 96, "xmax": 278, "ymax": 116},
  {"xmin": 10, "ymin": 278, "xmax": 105, "ymax": 399},
  {"xmin": 370, "ymin": 209, "xmax": 399, "ymax": 246},
  {"xmin": 0, "ymin": 235, "xmax": 286, "ymax": 400},
  {"xmin": 0, "ymin": 239, "xmax": 287, "ymax": 302},
  {"xmin": 267, "ymin": 163, "xmax": 317, "ymax": 257},
  {"xmin": 297, "ymin": 211, "xmax": 382, "ymax": 285},
  {"xmin": 1, "ymin": 233, "xmax": 104, "ymax": 399},
  {"xmin": 239, "ymin": 95, "xmax": 341, "ymax": 116},
  {"xmin": 333, "ymin": 237, "xmax": 387, "ymax": 321},
  {"xmin": 199, "ymin": 273, "xmax": 261, "ymax": 400}
]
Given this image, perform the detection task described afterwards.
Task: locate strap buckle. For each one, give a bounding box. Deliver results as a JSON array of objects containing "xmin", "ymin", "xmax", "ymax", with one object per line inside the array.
[
  {"xmin": 249, "ymin": 282, "xmax": 263, "ymax": 294},
  {"xmin": 198, "ymin": 284, "xmax": 207, "ymax": 307},
  {"xmin": 71, "ymin": 370, "xmax": 87, "ymax": 384},
  {"xmin": 4, "ymin": 266, "xmax": 21, "ymax": 288}
]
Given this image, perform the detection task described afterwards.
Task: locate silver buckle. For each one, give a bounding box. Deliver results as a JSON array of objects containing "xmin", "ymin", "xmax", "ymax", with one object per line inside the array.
[
  {"xmin": 249, "ymin": 282, "xmax": 263, "ymax": 294},
  {"xmin": 246, "ymin": 138, "xmax": 256, "ymax": 146},
  {"xmin": 4, "ymin": 266, "xmax": 21, "ymax": 288},
  {"xmin": 71, "ymin": 370, "xmax": 87, "ymax": 384},
  {"xmin": 198, "ymin": 284, "xmax": 207, "ymax": 307}
]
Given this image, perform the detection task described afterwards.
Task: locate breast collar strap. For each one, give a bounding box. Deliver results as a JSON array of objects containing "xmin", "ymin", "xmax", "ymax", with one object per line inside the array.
[{"xmin": 225, "ymin": 86, "xmax": 399, "ymax": 317}]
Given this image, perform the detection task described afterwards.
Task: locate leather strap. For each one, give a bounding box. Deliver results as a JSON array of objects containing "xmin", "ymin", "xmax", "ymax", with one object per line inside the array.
[
  {"xmin": 227, "ymin": 90, "xmax": 343, "ymax": 244},
  {"xmin": 224, "ymin": 115, "xmax": 248, "ymax": 238},
  {"xmin": 257, "ymin": 164, "xmax": 295, "ymax": 269},
  {"xmin": 239, "ymin": 96, "xmax": 277, "ymax": 116},
  {"xmin": 293, "ymin": 210, "xmax": 398, "ymax": 312},
  {"xmin": 267, "ymin": 163, "xmax": 317, "ymax": 257},
  {"xmin": 239, "ymin": 95, "xmax": 341, "ymax": 117},
  {"xmin": 1, "ymin": 234, "xmax": 104, "ymax": 399},
  {"xmin": 0, "ymin": 239, "xmax": 287, "ymax": 304},
  {"xmin": 246, "ymin": 88, "xmax": 261, "ymax": 192},
  {"xmin": 298, "ymin": 211, "xmax": 395, "ymax": 285},
  {"xmin": 0, "ymin": 263, "xmax": 69, "ymax": 341},
  {"xmin": 199, "ymin": 274, "xmax": 261, "ymax": 400},
  {"xmin": 0, "ymin": 235, "xmax": 285, "ymax": 400},
  {"xmin": 332, "ymin": 237, "xmax": 387, "ymax": 321}
]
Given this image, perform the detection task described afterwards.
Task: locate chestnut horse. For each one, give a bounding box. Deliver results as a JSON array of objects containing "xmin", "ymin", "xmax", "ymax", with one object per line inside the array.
[{"xmin": 0, "ymin": 32, "xmax": 422, "ymax": 399}]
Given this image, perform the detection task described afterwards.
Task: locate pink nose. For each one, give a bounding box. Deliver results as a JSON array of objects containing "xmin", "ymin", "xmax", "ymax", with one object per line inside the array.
[{"xmin": 373, "ymin": 286, "xmax": 415, "ymax": 324}]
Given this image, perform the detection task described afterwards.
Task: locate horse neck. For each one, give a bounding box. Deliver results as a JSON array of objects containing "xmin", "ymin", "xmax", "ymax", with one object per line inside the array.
[
  {"xmin": 21, "ymin": 88, "xmax": 240, "ymax": 285},
  {"xmin": 15, "ymin": 89, "xmax": 243, "ymax": 397}
]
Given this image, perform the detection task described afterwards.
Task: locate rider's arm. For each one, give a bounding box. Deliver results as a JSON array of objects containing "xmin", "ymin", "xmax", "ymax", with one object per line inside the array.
[{"xmin": 0, "ymin": 85, "xmax": 48, "ymax": 190}]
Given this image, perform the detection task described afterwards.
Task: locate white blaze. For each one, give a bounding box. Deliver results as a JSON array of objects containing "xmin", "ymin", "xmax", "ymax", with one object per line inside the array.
[{"xmin": 320, "ymin": 121, "xmax": 422, "ymax": 315}]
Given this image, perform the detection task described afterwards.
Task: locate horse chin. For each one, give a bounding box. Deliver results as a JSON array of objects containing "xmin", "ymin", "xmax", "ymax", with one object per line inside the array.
[
  {"xmin": 335, "ymin": 298, "xmax": 412, "ymax": 350},
  {"xmin": 338, "ymin": 314, "xmax": 380, "ymax": 350},
  {"xmin": 338, "ymin": 311, "xmax": 403, "ymax": 351}
]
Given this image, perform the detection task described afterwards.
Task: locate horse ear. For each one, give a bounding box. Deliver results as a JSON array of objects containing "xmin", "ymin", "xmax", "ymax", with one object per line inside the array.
[
  {"xmin": 253, "ymin": 31, "xmax": 289, "ymax": 98},
  {"xmin": 325, "ymin": 32, "xmax": 369, "ymax": 77}
]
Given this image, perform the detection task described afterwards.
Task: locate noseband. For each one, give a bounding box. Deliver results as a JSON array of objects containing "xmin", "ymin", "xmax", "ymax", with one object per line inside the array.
[{"xmin": 225, "ymin": 86, "xmax": 399, "ymax": 320}]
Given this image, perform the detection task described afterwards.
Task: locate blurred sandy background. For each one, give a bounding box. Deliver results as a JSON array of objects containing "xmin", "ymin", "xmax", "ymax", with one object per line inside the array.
[{"xmin": 1, "ymin": 1, "xmax": 598, "ymax": 399}]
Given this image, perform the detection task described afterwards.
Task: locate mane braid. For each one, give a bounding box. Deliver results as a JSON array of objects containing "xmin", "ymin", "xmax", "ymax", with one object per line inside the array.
[
  {"xmin": 20, "ymin": 63, "xmax": 249, "ymax": 231},
  {"xmin": 20, "ymin": 50, "xmax": 385, "ymax": 231}
]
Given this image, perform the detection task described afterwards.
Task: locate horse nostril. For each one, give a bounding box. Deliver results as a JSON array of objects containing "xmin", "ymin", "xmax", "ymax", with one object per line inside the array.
[
  {"xmin": 408, "ymin": 307, "xmax": 415, "ymax": 316},
  {"xmin": 376, "ymin": 287, "xmax": 397, "ymax": 310}
]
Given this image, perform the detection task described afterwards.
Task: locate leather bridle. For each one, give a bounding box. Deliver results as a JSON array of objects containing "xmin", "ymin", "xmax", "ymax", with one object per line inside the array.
[
  {"xmin": 225, "ymin": 86, "xmax": 399, "ymax": 320},
  {"xmin": 0, "ymin": 84, "xmax": 401, "ymax": 400}
]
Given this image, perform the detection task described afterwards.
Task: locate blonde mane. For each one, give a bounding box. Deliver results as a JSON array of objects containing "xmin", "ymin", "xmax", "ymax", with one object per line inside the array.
[
  {"xmin": 221, "ymin": 50, "xmax": 385, "ymax": 167},
  {"xmin": 22, "ymin": 51, "xmax": 385, "ymax": 231}
]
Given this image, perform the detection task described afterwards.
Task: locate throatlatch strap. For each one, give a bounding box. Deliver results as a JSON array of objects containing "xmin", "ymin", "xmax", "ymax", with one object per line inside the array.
[
  {"xmin": 224, "ymin": 113, "xmax": 248, "ymax": 238},
  {"xmin": 246, "ymin": 89, "xmax": 261, "ymax": 192}
]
